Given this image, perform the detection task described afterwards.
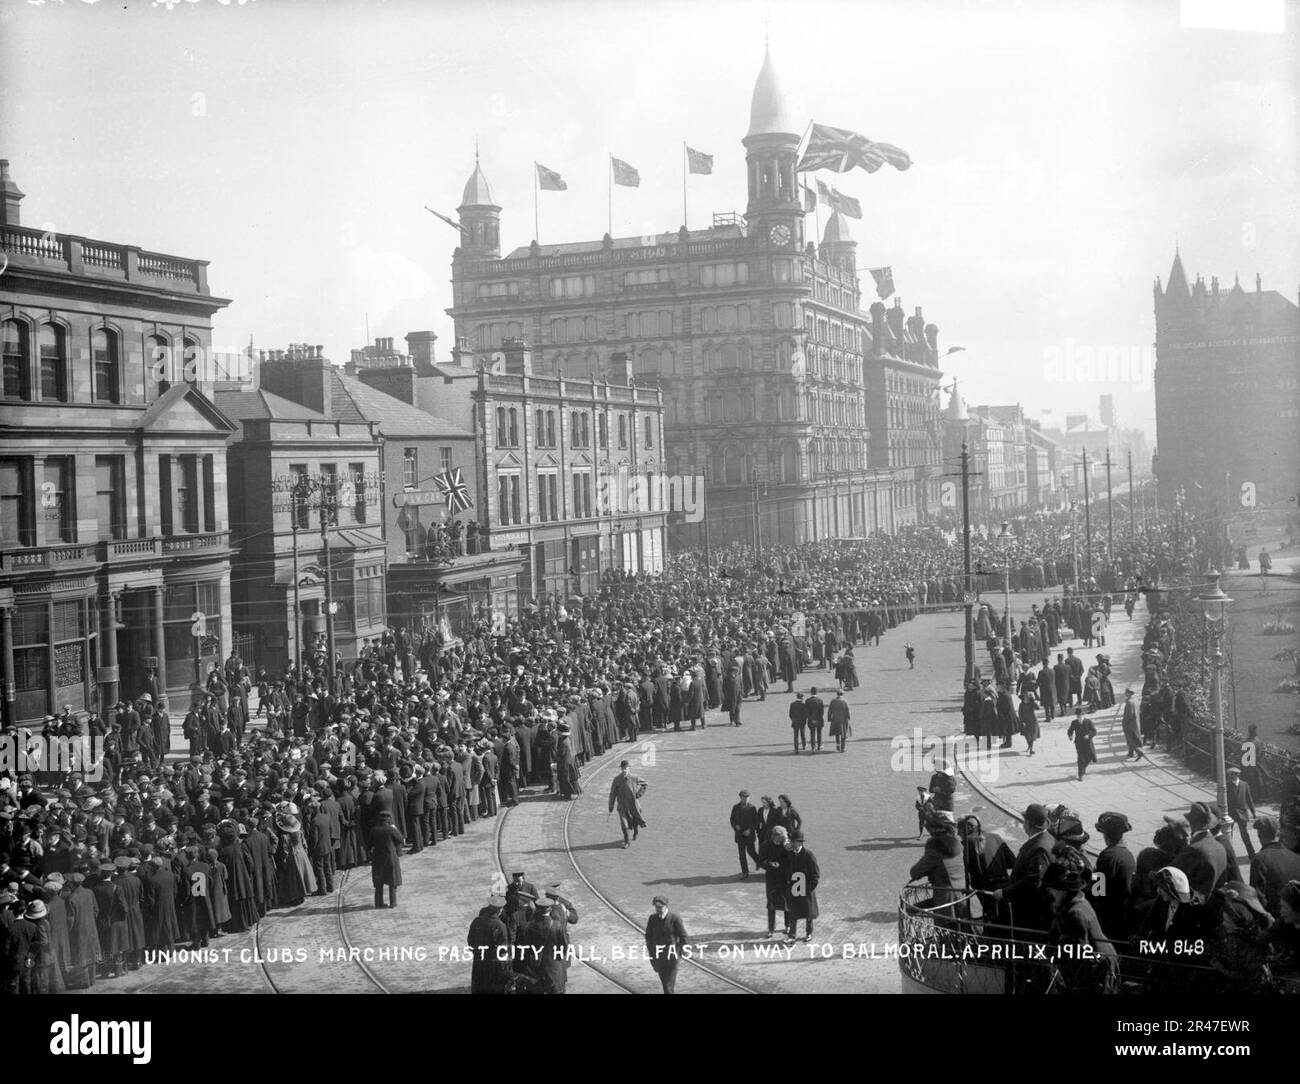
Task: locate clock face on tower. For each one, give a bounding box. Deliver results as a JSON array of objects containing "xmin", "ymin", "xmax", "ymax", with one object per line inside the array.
[{"xmin": 769, "ymin": 224, "xmax": 791, "ymax": 247}]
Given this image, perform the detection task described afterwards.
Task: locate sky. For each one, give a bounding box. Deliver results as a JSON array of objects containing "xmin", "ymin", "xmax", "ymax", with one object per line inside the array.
[{"xmin": 2, "ymin": 0, "xmax": 1296, "ymax": 442}]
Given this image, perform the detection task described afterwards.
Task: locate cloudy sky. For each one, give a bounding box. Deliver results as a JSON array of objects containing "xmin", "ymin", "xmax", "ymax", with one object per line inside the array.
[{"xmin": 2, "ymin": 0, "xmax": 1296, "ymax": 440}]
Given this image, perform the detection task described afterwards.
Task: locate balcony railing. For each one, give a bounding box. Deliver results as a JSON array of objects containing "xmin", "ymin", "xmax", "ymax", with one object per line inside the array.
[
  {"xmin": 0, "ymin": 541, "xmax": 98, "ymax": 572},
  {"xmin": 161, "ymin": 531, "xmax": 230, "ymax": 554},
  {"xmin": 101, "ymin": 537, "xmax": 162, "ymax": 561},
  {"xmin": 0, "ymin": 224, "xmax": 209, "ymax": 294},
  {"xmin": 1, "ymin": 531, "xmax": 231, "ymax": 573}
]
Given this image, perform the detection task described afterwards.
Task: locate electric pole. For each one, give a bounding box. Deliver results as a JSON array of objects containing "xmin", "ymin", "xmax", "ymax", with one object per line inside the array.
[
  {"xmin": 751, "ymin": 466, "xmax": 761, "ymax": 556},
  {"xmin": 1082, "ymin": 448, "xmax": 1092, "ymax": 586},
  {"xmin": 1105, "ymin": 447, "xmax": 1113, "ymax": 572},
  {"xmin": 1127, "ymin": 448, "xmax": 1135, "ymax": 539}
]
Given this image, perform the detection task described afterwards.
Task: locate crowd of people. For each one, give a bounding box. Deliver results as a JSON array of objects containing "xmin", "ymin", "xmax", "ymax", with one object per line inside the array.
[{"xmin": 0, "ymin": 513, "xmax": 1274, "ymax": 995}]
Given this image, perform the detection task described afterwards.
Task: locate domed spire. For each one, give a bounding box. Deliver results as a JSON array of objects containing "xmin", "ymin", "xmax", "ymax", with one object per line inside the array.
[
  {"xmin": 946, "ymin": 381, "xmax": 968, "ymax": 422},
  {"xmin": 460, "ymin": 147, "xmax": 497, "ymax": 209},
  {"xmin": 747, "ymin": 43, "xmax": 799, "ymax": 139},
  {"xmin": 822, "ymin": 210, "xmax": 853, "ymax": 245}
]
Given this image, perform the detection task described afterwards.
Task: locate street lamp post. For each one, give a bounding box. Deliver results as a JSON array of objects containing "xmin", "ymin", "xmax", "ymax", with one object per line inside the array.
[
  {"xmin": 1199, "ymin": 570, "xmax": 1233, "ymax": 820},
  {"xmin": 996, "ymin": 520, "xmax": 1013, "ymax": 637}
]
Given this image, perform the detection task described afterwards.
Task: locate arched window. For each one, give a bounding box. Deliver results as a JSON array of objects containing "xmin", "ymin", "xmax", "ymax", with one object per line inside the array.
[
  {"xmin": 781, "ymin": 441, "xmax": 799, "ymax": 483},
  {"xmin": 551, "ymin": 319, "xmax": 565, "ymax": 344},
  {"xmin": 496, "ymin": 406, "xmax": 507, "ymax": 445},
  {"xmin": 702, "ymin": 307, "xmax": 717, "ymax": 333},
  {"xmin": 147, "ymin": 333, "xmax": 171, "ymax": 393},
  {"xmin": 585, "ymin": 316, "xmax": 597, "ymax": 339},
  {"xmin": 644, "ymin": 416, "xmax": 654, "ymax": 448},
  {"xmin": 535, "ymin": 408, "xmax": 546, "ymax": 444},
  {"xmin": 723, "ymin": 445, "xmax": 742, "ymax": 485},
  {"xmin": 2, "ymin": 319, "xmax": 30, "ymax": 401},
  {"xmin": 39, "ymin": 323, "xmax": 66, "ymax": 402},
  {"xmin": 659, "ymin": 349, "xmax": 675, "ymax": 376},
  {"xmin": 92, "ymin": 328, "xmax": 120, "ymax": 403},
  {"xmin": 739, "ymin": 341, "xmax": 753, "ymax": 370},
  {"xmin": 638, "ymin": 347, "xmax": 660, "ymax": 375},
  {"xmin": 507, "ymin": 407, "xmax": 519, "ymax": 445},
  {"xmin": 182, "ymin": 336, "xmax": 200, "ymax": 384},
  {"xmin": 617, "ymin": 415, "xmax": 627, "ymax": 449}
]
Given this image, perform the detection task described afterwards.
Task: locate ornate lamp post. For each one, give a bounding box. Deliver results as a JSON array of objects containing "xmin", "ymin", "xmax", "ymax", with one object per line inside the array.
[
  {"xmin": 996, "ymin": 520, "xmax": 1014, "ymax": 637},
  {"xmin": 1199, "ymin": 570, "xmax": 1233, "ymax": 818}
]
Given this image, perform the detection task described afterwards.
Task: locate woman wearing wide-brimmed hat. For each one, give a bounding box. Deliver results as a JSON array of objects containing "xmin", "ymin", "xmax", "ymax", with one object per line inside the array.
[
  {"xmin": 274, "ymin": 811, "xmax": 317, "ymax": 907},
  {"xmin": 1044, "ymin": 861, "xmax": 1119, "ymax": 994}
]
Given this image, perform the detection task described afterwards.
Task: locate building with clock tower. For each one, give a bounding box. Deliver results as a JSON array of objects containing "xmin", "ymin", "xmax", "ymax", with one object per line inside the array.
[{"xmin": 444, "ymin": 47, "xmax": 947, "ymax": 554}]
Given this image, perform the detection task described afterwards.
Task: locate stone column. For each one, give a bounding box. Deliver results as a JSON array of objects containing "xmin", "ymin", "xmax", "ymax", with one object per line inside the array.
[
  {"xmin": 100, "ymin": 590, "xmax": 121, "ymax": 729},
  {"xmin": 1, "ymin": 604, "xmax": 15, "ymax": 730},
  {"xmin": 152, "ymin": 585, "xmax": 168, "ymax": 710}
]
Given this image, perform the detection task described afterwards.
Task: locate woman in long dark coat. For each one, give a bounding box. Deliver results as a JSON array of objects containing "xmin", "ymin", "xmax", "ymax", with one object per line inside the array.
[
  {"xmin": 1018, "ymin": 690, "xmax": 1040, "ymax": 755},
  {"xmin": 759, "ymin": 826, "xmax": 789, "ymax": 937},
  {"xmin": 207, "ymin": 849, "xmax": 232, "ymax": 930},
  {"xmin": 42, "ymin": 885, "xmax": 70, "ymax": 992},
  {"xmin": 92, "ymin": 865, "xmax": 127, "ymax": 977},
  {"xmin": 368, "ymin": 809, "xmax": 403, "ymax": 909},
  {"xmin": 65, "ymin": 873, "xmax": 100, "ymax": 987},
  {"xmin": 337, "ymin": 785, "xmax": 359, "ymax": 870},
  {"xmin": 144, "ymin": 856, "xmax": 181, "ymax": 951},
  {"xmin": 218, "ymin": 825, "xmax": 256, "ymax": 932},
  {"xmin": 275, "ymin": 813, "xmax": 317, "ymax": 906},
  {"xmin": 962, "ymin": 682, "xmax": 981, "ymax": 737},
  {"xmin": 994, "ymin": 685, "xmax": 1017, "ymax": 749},
  {"xmin": 556, "ymin": 726, "xmax": 582, "ymax": 799}
]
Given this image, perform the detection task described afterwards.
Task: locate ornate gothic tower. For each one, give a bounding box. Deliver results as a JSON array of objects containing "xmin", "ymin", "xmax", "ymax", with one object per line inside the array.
[
  {"xmin": 457, "ymin": 152, "xmax": 501, "ymax": 259},
  {"xmin": 743, "ymin": 44, "xmax": 804, "ymax": 249},
  {"xmin": 820, "ymin": 210, "xmax": 856, "ymax": 276}
]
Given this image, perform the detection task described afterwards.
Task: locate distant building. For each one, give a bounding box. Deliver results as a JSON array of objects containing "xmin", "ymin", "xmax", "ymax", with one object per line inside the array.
[
  {"xmin": 0, "ymin": 161, "xmax": 234, "ymax": 725},
  {"xmin": 215, "ymin": 352, "xmax": 388, "ymax": 674},
  {"xmin": 1152, "ymin": 250, "xmax": 1300, "ymax": 511},
  {"xmin": 441, "ymin": 47, "xmax": 950, "ymax": 548}
]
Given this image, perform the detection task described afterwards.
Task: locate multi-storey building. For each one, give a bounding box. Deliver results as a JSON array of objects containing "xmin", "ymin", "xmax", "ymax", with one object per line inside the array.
[
  {"xmin": 442, "ymin": 48, "xmax": 950, "ymax": 548},
  {"xmin": 1025, "ymin": 421, "xmax": 1063, "ymax": 511},
  {"xmin": 215, "ymin": 349, "xmax": 388, "ymax": 673},
  {"xmin": 864, "ymin": 297, "xmax": 945, "ymax": 527},
  {"xmin": 1153, "ymin": 250, "xmax": 1300, "ymax": 512},
  {"xmin": 0, "ymin": 161, "xmax": 235, "ymax": 726}
]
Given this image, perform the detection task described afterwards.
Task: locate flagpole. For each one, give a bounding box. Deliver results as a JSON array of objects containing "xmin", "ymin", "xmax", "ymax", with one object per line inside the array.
[
  {"xmin": 608, "ymin": 154, "xmax": 613, "ymax": 237},
  {"xmin": 813, "ymin": 181, "xmax": 821, "ymax": 247},
  {"xmin": 682, "ymin": 142, "xmax": 688, "ymax": 231},
  {"xmin": 534, "ymin": 162, "xmax": 540, "ymax": 245}
]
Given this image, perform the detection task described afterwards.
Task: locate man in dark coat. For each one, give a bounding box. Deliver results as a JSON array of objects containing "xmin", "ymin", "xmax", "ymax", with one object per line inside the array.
[
  {"xmin": 1064, "ymin": 647, "xmax": 1084, "ymax": 706},
  {"xmin": 994, "ymin": 684, "xmax": 1017, "ymax": 749},
  {"xmin": 307, "ymin": 801, "xmax": 336, "ymax": 895},
  {"xmin": 608, "ymin": 759, "xmax": 647, "ymax": 848},
  {"xmin": 403, "ymin": 768, "xmax": 427, "ymax": 854},
  {"xmin": 180, "ymin": 849, "xmax": 214, "ymax": 949},
  {"xmin": 1173, "ymin": 801, "xmax": 1229, "ymax": 901},
  {"xmin": 218, "ymin": 824, "xmax": 257, "ymax": 932},
  {"xmin": 990, "ymin": 803, "xmax": 1055, "ymax": 934},
  {"xmin": 1225, "ymin": 767, "xmax": 1257, "ymax": 860},
  {"xmin": 368, "ymin": 810, "xmax": 402, "ymax": 909},
  {"xmin": 242, "ymin": 819, "xmax": 274, "ymax": 914},
  {"xmin": 499, "ymin": 730, "xmax": 520, "ymax": 807},
  {"xmin": 644, "ymin": 894, "xmax": 689, "ymax": 994},
  {"xmin": 730, "ymin": 790, "xmax": 761, "ymax": 878},
  {"xmin": 144, "ymin": 856, "xmax": 181, "ymax": 952},
  {"xmin": 114, "ymin": 860, "xmax": 146, "ymax": 970},
  {"xmin": 503, "ymin": 871, "xmax": 537, "ymax": 943},
  {"xmin": 789, "ymin": 693, "xmax": 808, "ymax": 754},
  {"xmin": 1053, "ymin": 654, "xmax": 1070, "ymax": 712},
  {"xmin": 804, "ymin": 688, "xmax": 826, "ymax": 751},
  {"xmin": 783, "ymin": 830, "xmax": 820, "ymax": 941},
  {"xmin": 467, "ymin": 893, "xmax": 513, "ymax": 994},
  {"xmin": 1248, "ymin": 815, "xmax": 1300, "ymax": 917}
]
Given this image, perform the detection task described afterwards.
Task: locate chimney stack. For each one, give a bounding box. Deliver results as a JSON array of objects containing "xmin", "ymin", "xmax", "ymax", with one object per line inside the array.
[
  {"xmin": 0, "ymin": 161, "xmax": 24, "ymax": 226},
  {"xmin": 499, "ymin": 337, "xmax": 532, "ymax": 376},
  {"xmin": 607, "ymin": 351, "xmax": 631, "ymax": 385},
  {"xmin": 405, "ymin": 331, "xmax": 438, "ymax": 375}
]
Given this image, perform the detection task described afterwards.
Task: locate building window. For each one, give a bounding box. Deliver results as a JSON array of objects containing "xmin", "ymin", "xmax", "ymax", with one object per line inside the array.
[
  {"xmin": 535, "ymin": 408, "xmax": 546, "ymax": 446},
  {"xmin": 0, "ymin": 457, "xmax": 35, "ymax": 547},
  {"xmin": 95, "ymin": 456, "xmax": 127, "ymax": 541},
  {"xmin": 439, "ymin": 447, "xmax": 452, "ymax": 474},
  {"xmin": 548, "ymin": 274, "xmax": 596, "ymax": 299},
  {"xmin": 508, "ymin": 408, "xmax": 519, "ymax": 446},
  {"xmin": 774, "ymin": 302, "xmax": 795, "ymax": 328},
  {"xmin": 319, "ymin": 464, "xmax": 338, "ymax": 526},
  {"xmin": 546, "ymin": 410, "xmax": 556, "ymax": 447},
  {"xmin": 617, "ymin": 415, "xmax": 628, "ymax": 449},
  {"xmin": 700, "ymin": 262, "xmax": 749, "ymax": 287},
  {"xmin": 350, "ymin": 462, "xmax": 367, "ymax": 523},
  {"xmin": 290, "ymin": 463, "xmax": 310, "ymax": 530},
  {"xmin": 43, "ymin": 456, "xmax": 76, "ymax": 543},
  {"xmin": 644, "ymin": 416, "xmax": 654, "ymax": 448},
  {"xmin": 624, "ymin": 268, "xmax": 671, "ymax": 286},
  {"xmin": 403, "ymin": 447, "xmax": 418, "ymax": 488},
  {"xmin": 572, "ymin": 472, "xmax": 592, "ymax": 518},
  {"xmin": 2, "ymin": 319, "xmax": 30, "ymax": 401},
  {"xmin": 495, "ymin": 407, "xmax": 507, "ymax": 445},
  {"xmin": 39, "ymin": 324, "xmax": 67, "ymax": 402},
  {"xmin": 91, "ymin": 328, "xmax": 120, "ymax": 404},
  {"xmin": 497, "ymin": 472, "xmax": 521, "ymax": 525},
  {"xmin": 537, "ymin": 471, "xmax": 558, "ymax": 522},
  {"xmin": 598, "ymin": 414, "xmax": 608, "ymax": 448}
]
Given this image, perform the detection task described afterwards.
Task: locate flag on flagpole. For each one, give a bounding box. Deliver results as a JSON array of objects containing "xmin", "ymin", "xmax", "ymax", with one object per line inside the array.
[
  {"xmin": 610, "ymin": 156, "xmax": 640, "ymax": 187},
  {"xmin": 536, "ymin": 163, "xmax": 568, "ymax": 191},
  {"xmin": 802, "ymin": 184, "xmax": 817, "ymax": 212},
  {"xmin": 797, "ymin": 122, "xmax": 912, "ymax": 174},
  {"xmin": 685, "ymin": 146, "xmax": 713, "ymax": 175},
  {"xmin": 816, "ymin": 178, "xmax": 833, "ymax": 202},
  {"xmin": 830, "ymin": 187, "xmax": 862, "ymax": 219},
  {"xmin": 433, "ymin": 467, "xmax": 474, "ymax": 513},
  {"xmin": 869, "ymin": 266, "xmax": 895, "ymax": 300}
]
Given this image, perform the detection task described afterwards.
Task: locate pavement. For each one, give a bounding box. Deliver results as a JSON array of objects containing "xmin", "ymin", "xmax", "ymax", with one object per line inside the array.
[{"xmin": 85, "ymin": 577, "xmax": 1269, "ymax": 995}]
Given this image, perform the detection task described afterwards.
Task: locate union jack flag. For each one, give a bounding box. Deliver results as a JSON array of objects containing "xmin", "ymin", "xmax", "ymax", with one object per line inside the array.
[
  {"xmin": 433, "ymin": 467, "xmax": 473, "ymax": 513},
  {"xmin": 797, "ymin": 123, "xmax": 912, "ymax": 174}
]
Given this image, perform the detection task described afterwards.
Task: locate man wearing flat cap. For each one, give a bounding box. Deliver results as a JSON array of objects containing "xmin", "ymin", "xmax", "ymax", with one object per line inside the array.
[
  {"xmin": 1225, "ymin": 767, "xmax": 1257, "ymax": 860},
  {"xmin": 1173, "ymin": 801, "xmax": 1229, "ymax": 901},
  {"xmin": 730, "ymin": 790, "xmax": 761, "ymax": 879},
  {"xmin": 468, "ymin": 892, "xmax": 513, "ymax": 994},
  {"xmin": 608, "ymin": 760, "xmax": 647, "ymax": 849},
  {"xmin": 644, "ymin": 895, "xmax": 689, "ymax": 994}
]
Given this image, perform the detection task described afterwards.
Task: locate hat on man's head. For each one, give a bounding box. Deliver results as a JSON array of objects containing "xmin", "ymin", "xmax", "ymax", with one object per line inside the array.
[
  {"xmin": 1187, "ymin": 801, "xmax": 1217, "ymax": 830},
  {"xmin": 1024, "ymin": 803, "xmax": 1049, "ymax": 828},
  {"xmin": 1095, "ymin": 812, "xmax": 1132, "ymax": 836},
  {"xmin": 651, "ymin": 894, "xmax": 669, "ymax": 907},
  {"xmin": 738, "ymin": 789, "xmax": 750, "ymax": 798},
  {"xmin": 788, "ymin": 829, "xmax": 805, "ymax": 842}
]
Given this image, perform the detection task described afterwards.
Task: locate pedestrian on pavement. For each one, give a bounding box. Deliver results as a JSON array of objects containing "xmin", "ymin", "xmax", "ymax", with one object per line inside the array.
[
  {"xmin": 777, "ymin": 794, "xmax": 802, "ymax": 836},
  {"xmin": 1066, "ymin": 709, "xmax": 1097, "ymax": 781},
  {"xmin": 783, "ymin": 829, "xmax": 820, "ymax": 942},
  {"xmin": 1226, "ymin": 768, "xmax": 1257, "ymax": 860},
  {"xmin": 805, "ymin": 687, "xmax": 826, "ymax": 752},
  {"xmin": 827, "ymin": 690, "xmax": 852, "ymax": 753},
  {"xmin": 1053, "ymin": 654, "xmax": 1070, "ymax": 715},
  {"xmin": 608, "ymin": 760, "xmax": 648, "ymax": 849},
  {"xmin": 367, "ymin": 809, "xmax": 402, "ymax": 909},
  {"xmin": 730, "ymin": 790, "xmax": 761, "ymax": 879},
  {"xmin": 645, "ymin": 895, "xmax": 688, "ymax": 994},
  {"xmin": 1018, "ymin": 689, "xmax": 1040, "ymax": 755},
  {"xmin": 1121, "ymin": 687, "xmax": 1144, "ymax": 761},
  {"xmin": 759, "ymin": 826, "xmax": 790, "ymax": 937},
  {"xmin": 789, "ymin": 693, "xmax": 808, "ymax": 754},
  {"xmin": 905, "ymin": 642, "xmax": 915, "ymax": 670},
  {"xmin": 1064, "ymin": 648, "xmax": 1083, "ymax": 707}
]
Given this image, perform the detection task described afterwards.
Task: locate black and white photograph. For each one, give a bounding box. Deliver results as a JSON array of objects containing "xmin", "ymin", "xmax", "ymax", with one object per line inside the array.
[{"xmin": 1, "ymin": 0, "xmax": 1298, "ymax": 1052}]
